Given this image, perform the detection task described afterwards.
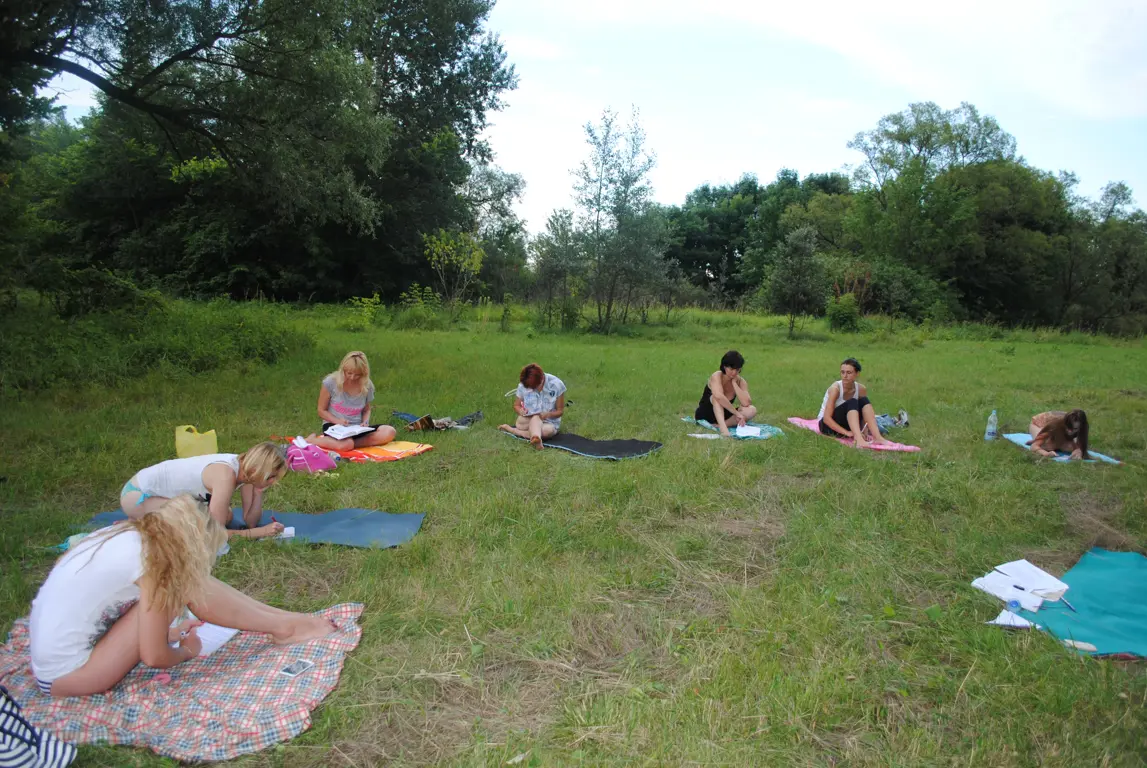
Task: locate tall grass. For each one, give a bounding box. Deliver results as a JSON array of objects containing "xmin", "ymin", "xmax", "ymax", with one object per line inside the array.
[{"xmin": 0, "ymin": 297, "xmax": 314, "ymax": 396}]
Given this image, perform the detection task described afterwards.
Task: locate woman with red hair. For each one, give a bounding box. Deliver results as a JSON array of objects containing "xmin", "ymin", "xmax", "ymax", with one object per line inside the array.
[{"xmin": 498, "ymin": 363, "xmax": 566, "ymax": 450}]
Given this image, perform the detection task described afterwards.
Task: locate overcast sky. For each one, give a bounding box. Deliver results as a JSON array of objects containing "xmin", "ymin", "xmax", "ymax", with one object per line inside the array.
[{"xmin": 45, "ymin": 0, "xmax": 1147, "ymax": 233}]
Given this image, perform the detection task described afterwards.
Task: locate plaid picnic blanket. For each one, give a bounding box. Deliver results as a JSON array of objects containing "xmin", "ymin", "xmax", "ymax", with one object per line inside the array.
[{"xmin": 0, "ymin": 603, "xmax": 362, "ymax": 762}]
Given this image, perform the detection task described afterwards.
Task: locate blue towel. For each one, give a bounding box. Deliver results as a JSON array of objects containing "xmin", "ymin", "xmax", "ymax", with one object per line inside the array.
[
  {"xmin": 681, "ymin": 417, "xmax": 784, "ymax": 440},
  {"xmin": 1018, "ymin": 549, "xmax": 1147, "ymax": 657},
  {"xmin": 1002, "ymin": 433, "xmax": 1121, "ymax": 464},
  {"xmin": 88, "ymin": 507, "xmax": 425, "ymax": 549}
]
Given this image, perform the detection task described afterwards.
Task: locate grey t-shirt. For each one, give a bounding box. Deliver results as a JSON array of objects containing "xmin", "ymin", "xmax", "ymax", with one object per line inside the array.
[{"xmin": 323, "ymin": 374, "xmax": 374, "ymax": 425}]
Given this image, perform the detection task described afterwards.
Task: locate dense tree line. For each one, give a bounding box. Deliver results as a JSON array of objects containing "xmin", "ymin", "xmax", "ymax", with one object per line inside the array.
[
  {"xmin": 2, "ymin": 4, "xmax": 1144, "ymax": 333},
  {"xmin": 660, "ymin": 103, "xmax": 1147, "ymax": 333},
  {"xmin": 2, "ymin": 0, "xmax": 524, "ymax": 307}
]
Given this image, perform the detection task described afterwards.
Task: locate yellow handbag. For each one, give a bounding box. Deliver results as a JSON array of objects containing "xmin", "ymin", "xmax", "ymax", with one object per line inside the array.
[{"xmin": 175, "ymin": 425, "xmax": 218, "ymax": 457}]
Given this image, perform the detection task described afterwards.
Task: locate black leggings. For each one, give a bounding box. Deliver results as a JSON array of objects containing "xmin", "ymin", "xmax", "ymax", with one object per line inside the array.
[{"xmin": 819, "ymin": 396, "xmax": 871, "ymax": 436}]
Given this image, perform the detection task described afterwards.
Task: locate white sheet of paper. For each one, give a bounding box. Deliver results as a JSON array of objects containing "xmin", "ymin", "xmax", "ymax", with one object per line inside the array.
[
  {"xmin": 324, "ymin": 424, "xmax": 374, "ymax": 439},
  {"xmin": 196, "ymin": 623, "xmax": 240, "ymax": 656},
  {"xmin": 735, "ymin": 425, "xmax": 762, "ymax": 437},
  {"xmin": 993, "ymin": 559, "xmax": 1069, "ymax": 600},
  {"xmin": 278, "ymin": 526, "xmax": 296, "ymax": 539},
  {"xmin": 971, "ymin": 570, "xmax": 1044, "ymax": 611},
  {"xmin": 169, "ymin": 622, "xmax": 239, "ymax": 656},
  {"xmin": 687, "ymin": 433, "xmax": 723, "ymax": 440},
  {"xmin": 986, "ymin": 610, "xmax": 1039, "ymax": 629}
]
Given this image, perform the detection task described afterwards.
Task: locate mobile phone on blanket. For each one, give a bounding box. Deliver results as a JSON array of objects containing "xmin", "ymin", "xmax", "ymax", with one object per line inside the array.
[{"xmin": 280, "ymin": 659, "xmax": 315, "ymax": 677}]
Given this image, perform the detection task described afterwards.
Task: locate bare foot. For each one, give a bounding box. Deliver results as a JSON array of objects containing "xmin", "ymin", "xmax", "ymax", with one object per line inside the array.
[
  {"xmin": 719, "ymin": 428, "xmax": 731, "ymax": 437},
  {"xmin": 854, "ymin": 437, "xmax": 872, "ymax": 449},
  {"xmin": 272, "ymin": 614, "xmax": 337, "ymax": 646},
  {"xmin": 530, "ymin": 435, "xmax": 543, "ymax": 450},
  {"xmin": 498, "ymin": 424, "xmax": 513, "ymax": 433}
]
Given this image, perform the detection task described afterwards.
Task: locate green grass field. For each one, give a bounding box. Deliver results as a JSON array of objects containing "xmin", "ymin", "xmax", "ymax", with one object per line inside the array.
[{"xmin": 2, "ymin": 311, "xmax": 1146, "ymax": 766}]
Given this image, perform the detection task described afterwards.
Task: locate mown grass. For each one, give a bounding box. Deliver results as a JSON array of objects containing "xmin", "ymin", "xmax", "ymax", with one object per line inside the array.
[{"xmin": 2, "ymin": 308, "xmax": 1146, "ymax": 766}]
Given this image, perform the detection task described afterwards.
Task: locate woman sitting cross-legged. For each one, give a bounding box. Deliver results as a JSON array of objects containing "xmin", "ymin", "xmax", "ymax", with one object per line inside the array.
[
  {"xmin": 498, "ymin": 363, "xmax": 566, "ymax": 450},
  {"xmin": 1028, "ymin": 409, "xmax": 1090, "ymax": 460},
  {"xmin": 695, "ymin": 349, "xmax": 757, "ymax": 436},
  {"xmin": 816, "ymin": 357, "xmax": 892, "ymax": 449},
  {"xmin": 305, "ymin": 350, "xmax": 397, "ymax": 452},
  {"xmin": 30, "ymin": 495, "xmax": 337, "ymax": 698},
  {"xmin": 121, "ymin": 442, "xmax": 286, "ymax": 539}
]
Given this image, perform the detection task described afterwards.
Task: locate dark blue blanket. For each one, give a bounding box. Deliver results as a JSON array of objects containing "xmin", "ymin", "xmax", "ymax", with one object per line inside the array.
[{"xmin": 89, "ymin": 507, "xmax": 424, "ymax": 549}]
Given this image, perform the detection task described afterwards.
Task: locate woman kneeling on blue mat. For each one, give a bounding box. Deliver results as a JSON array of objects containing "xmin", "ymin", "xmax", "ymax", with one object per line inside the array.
[
  {"xmin": 121, "ymin": 442, "xmax": 286, "ymax": 539},
  {"xmin": 1028, "ymin": 410, "xmax": 1090, "ymax": 460},
  {"xmin": 817, "ymin": 358, "xmax": 892, "ymax": 449},
  {"xmin": 498, "ymin": 363, "xmax": 565, "ymax": 450}
]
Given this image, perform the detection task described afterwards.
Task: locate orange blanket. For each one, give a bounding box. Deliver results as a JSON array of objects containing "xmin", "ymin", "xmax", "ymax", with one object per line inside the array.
[{"xmin": 334, "ymin": 440, "xmax": 434, "ymax": 463}]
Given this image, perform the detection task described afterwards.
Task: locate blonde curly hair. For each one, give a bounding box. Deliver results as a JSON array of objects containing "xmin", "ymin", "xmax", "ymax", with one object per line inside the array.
[{"xmin": 81, "ymin": 495, "xmax": 225, "ymax": 616}]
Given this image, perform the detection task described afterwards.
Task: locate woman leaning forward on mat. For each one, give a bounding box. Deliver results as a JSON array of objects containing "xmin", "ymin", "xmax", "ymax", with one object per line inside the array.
[
  {"xmin": 816, "ymin": 357, "xmax": 891, "ymax": 449},
  {"xmin": 305, "ymin": 350, "xmax": 397, "ymax": 453},
  {"xmin": 695, "ymin": 349, "xmax": 757, "ymax": 436},
  {"xmin": 499, "ymin": 363, "xmax": 566, "ymax": 450},
  {"xmin": 1028, "ymin": 409, "xmax": 1090, "ymax": 460},
  {"xmin": 121, "ymin": 442, "xmax": 286, "ymax": 539},
  {"xmin": 30, "ymin": 495, "xmax": 336, "ymax": 698}
]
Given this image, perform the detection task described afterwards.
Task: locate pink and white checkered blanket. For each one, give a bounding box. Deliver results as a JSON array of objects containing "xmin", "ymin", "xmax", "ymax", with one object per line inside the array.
[{"xmin": 0, "ymin": 603, "xmax": 362, "ymax": 762}]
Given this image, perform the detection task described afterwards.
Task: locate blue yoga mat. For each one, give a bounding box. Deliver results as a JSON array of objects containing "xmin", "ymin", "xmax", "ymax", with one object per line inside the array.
[
  {"xmin": 1018, "ymin": 549, "xmax": 1147, "ymax": 657},
  {"xmin": 1002, "ymin": 433, "xmax": 1121, "ymax": 464},
  {"xmin": 88, "ymin": 507, "xmax": 425, "ymax": 549},
  {"xmin": 681, "ymin": 417, "xmax": 784, "ymax": 440}
]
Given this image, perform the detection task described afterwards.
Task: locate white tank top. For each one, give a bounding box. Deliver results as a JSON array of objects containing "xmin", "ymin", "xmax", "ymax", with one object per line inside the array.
[
  {"xmin": 30, "ymin": 528, "xmax": 145, "ymax": 681},
  {"xmin": 135, "ymin": 453, "xmax": 240, "ymax": 500},
  {"xmin": 817, "ymin": 380, "xmax": 863, "ymax": 420}
]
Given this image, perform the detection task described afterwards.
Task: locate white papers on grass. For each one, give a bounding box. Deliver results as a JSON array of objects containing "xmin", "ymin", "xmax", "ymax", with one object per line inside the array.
[
  {"xmin": 971, "ymin": 570, "xmax": 1044, "ymax": 611},
  {"xmin": 687, "ymin": 433, "xmax": 723, "ymax": 440},
  {"xmin": 324, "ymin": 424, "xmax": 374, "ymax": 439},
  {"xmin": 993, "ymin": 559, "xmax": 1069, "ymax": 600},
  {"xmin": 735, "ymin": 424, "xmax": 762, "ymax": 438},
  {"xmin": 986, "ymin": 610, "xmax": 1039, "ymax": 629}
]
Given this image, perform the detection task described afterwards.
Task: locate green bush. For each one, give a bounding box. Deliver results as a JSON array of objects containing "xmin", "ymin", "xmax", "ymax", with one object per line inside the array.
[
  {"xmin": 392, "ymin": 283, "xmax": 447, "ymax": 330},
  {"xmin": 0, "ymin": 296, "xmax": 313, "ymax": 396},
  {"xmin": 827, "ymin": 293, "xmax": 860, "ymax": 332}
]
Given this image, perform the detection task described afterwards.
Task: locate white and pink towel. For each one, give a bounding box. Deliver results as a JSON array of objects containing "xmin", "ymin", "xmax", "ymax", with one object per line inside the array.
[{"xmin": 787, "ymin": 417, "xmax": 921, "ymax": 452}]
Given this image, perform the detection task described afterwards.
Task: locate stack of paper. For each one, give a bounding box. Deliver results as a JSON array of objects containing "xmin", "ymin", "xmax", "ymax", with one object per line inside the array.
[
  {"xmin": 972, "ymin": 558, "xmax": 1072, "ymax": 629},
  {"xmin": 993, "ymin": 559, "xmax": 1069, "ymax": 600},
  {"xmin": 735, "ymin": 424, "xmax": 762, "ymax": 438},
  {"xmin": 324, "ymin": 424, "xmax": 375, "ymax": 439},
  {"xmin": 972, "ymin": 571, "xmax": 1044, "ymax": 611}
]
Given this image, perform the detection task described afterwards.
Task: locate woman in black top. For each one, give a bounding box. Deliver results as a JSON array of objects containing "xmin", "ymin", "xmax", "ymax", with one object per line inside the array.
[{"xmin": 695, "ymin": 350, "xmax": 757, "ymax": 436}]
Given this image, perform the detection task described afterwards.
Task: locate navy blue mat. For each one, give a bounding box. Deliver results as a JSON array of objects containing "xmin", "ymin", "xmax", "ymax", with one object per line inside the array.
[
  {"xmin": 503, "ymin": 431, "xmax": 662, "ymax": 460},
  {"xmin": 89, "ymin": 507, "xmax": 425, "ymax": 549}
]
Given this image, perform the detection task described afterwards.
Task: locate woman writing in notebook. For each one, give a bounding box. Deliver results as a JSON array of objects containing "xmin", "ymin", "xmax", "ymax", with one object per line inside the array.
[
  {"xmin": 498, "ymin": 363, "xmax": 566, "ymax": 450},
  {"xmin": 120, "ymin": 442, "xmax": 286, "ymax": 539},
  {"xmin": 1028, "ymin": 409, "xmax": 1090, "ymax": 460},
  {"xmin": 305, "ymin": 351, "xmax": 397, "ymax": 452},
  {"xmin": 30, "ymin": 496, "xmax": 337, "ymax": 697}
]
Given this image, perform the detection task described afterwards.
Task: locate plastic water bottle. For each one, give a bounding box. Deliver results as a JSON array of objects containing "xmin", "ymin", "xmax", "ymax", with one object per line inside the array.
[
  {"xmin": 984, "ymin": 410, "xmax": 999, "ymax": 441},
  {"xmin": 1006, "ymin": 599, "xmax": 1022, "ymax": 613}
]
